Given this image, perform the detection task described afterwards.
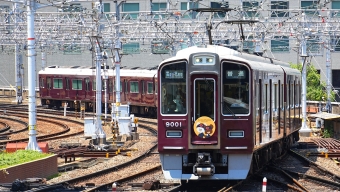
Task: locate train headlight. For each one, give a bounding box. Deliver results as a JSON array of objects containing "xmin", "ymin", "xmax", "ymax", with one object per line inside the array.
[
  {"xmin": 228, "ymin": 130, "xmax": 244, "ymax": 138},
  {"xmin": 206, "ymin": 58, "xmax": 213, "ymax": 63},
  {"xmin": 166, "ymin": 130, "xmax": 182, "ymax": 138},
  {"xmin": 193, "ymin": 55, "xmax": 215, "ymax": 65}
]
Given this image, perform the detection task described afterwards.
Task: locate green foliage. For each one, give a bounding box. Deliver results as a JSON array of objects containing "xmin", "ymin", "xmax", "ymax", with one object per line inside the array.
[
  {"xmin": 323, "ymin": 120, "xmax": 334, "ymax": 138},
  {"xmin": 0, "ymin": 150, "xmax": 52, "ymax": 169},
  {"xmin": 290, "ymin": 63, "xmax": 334, "ymax": 101},
  {"xmin": 323, "ymin": 127, "xmax": 334, "ymax": 138}
]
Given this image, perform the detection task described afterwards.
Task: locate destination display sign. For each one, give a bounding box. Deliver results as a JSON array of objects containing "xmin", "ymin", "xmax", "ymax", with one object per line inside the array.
[
  {"xmin": 226, "ymin": 70, "xmax": 246, "ymax": 79},
  {"xmin": 164, "ymin": 70, "xmax": 184, "ymax": 79}
]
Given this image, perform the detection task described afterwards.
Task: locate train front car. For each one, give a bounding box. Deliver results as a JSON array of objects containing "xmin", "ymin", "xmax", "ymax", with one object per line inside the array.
[
  {"xmin": 158, "ymin": 45, "xmax": 252, "ymax": 180},
  {"xmin": 157, "ymin": 45, "xmax": 301, "ymax": 181}
]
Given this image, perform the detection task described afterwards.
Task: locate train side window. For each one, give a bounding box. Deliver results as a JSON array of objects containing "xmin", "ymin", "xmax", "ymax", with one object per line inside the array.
[
  {"xmin": 256, "ymin": 82, "xmax": 259, "ymax": 116},
  {"xmin": 101, "ymin": 79, "xmax": 105, "ymax": 91},
  {"xmin": 281, "ymin": 84, "xmax": 284, "ymax": 109},
  {"xmin": 85, "ymin": 78, "xmax": 90, "ymax": 91},
  {"xmin": 113, "ymin": 81, "xmax": 123, "ymax": 92},
  {"xmin": 39, "ymin": 78, "xmax": 44, "ymax": 88},
  {"xmin": 294, "ymin": 81, "xmax": 297, "ymax": 107},
  {"xmin": 124, "ymin": 80, "xmax": 128, "ymax": 93},
  {"xmin": 291, "ymin": 81, "xmax": 294, "ymax": 108},
  {"xmin": 274, "ymin": 84, "xmax": 278, "ymax": 110},
  {"xmin": 53, "ymin": 78, "xmax": 63, "ymax": 89},
  {"xmin": 47, "ymin": 77, "xmax": 51, "ymax": 89},
  {"xmin": 142, "ymin": 80, "xmax": 145, "ymax": 94},
  {"xmin": 265, "ymin": 83, "xmax": 268, "ymax": 113},
  {"xmin": 130, "ymin": 81, "xmax": 139, "ymax": 93},
  {"xmin": 109, "ymin": 79, "xmax": 113, "ymax": 92},
  {"xmin": 147, "ymin": 82, "xmax": 153, "ymax": 94},
  {"xmin": 65, "ymin": 78, "xmax": 70, "ymax": 90},
  {"xmin": 288, "ymin": 80, "xmax": 291, "ymax": 108},
  {"xmin": 92, "ymin": 80, "xmax": 96, "ymax": 91},
  {"xmin": 295, "ymin": 80, "xmax": 298, "ymax": 107},
  {"xmin": 155, "ymin": 82, "xmax": 158, "ymax": 94},
  {"xmin": 72, "ymin": 79, "xmax": 82, "ymax": 90}
]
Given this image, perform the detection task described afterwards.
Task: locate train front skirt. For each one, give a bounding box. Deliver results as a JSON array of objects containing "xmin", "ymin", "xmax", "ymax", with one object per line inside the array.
[{"xmin": 160, "ymin": 153, "xmax": 253, "ymax": 180}]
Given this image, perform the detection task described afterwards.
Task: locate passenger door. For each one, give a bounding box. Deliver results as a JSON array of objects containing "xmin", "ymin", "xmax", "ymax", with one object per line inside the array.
[{"xmin": 191, "ymin": 74, "xmax": 218, "ymax": 145}]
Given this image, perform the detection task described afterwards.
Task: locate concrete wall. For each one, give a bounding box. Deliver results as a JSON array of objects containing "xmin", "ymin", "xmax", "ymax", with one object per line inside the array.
[{"xmin": 0, "ymin": 155, "xmax": 58, "ymax": 183}]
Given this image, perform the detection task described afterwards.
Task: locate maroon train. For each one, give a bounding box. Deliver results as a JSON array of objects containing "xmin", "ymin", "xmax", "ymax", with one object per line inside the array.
[
  {"xmin": 38, "ymin": 65, "xmax": 158, "ymax": 116},
  {"xmin": 157, "ymin": 45, "xmax": 301, "ymax": 180}
]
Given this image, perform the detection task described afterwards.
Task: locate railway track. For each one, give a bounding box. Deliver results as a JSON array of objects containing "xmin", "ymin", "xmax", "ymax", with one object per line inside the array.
[
  {"xmin": 0, "ymin": 110, "xmax": 163, "ymax": 191},
  {"xmin": 27, "ymin": 122, "xmax": 159, "ymax": 191},
  {"xmin": 228, "ymin": 149, "xmax": 340, "ymax": 192},
  {"xmin": 0, "ymin": 111, "xmax": 84, "ymax": 145}
]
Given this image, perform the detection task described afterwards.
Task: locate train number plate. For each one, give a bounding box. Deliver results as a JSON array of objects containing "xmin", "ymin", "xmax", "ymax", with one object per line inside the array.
[{"xmin": 162, "ymin": 119, "xmax": 187, "ymax": 129}]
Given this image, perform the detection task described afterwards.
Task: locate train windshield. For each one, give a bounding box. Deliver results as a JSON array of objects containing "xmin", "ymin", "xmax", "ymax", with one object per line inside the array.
[
  {"xmin": 160, "ymin": 62, "xmax": 187, "ymax": 115},
  {"xmin": 222, "ymin": 62, "xmax": 250, "ymax": 115}
]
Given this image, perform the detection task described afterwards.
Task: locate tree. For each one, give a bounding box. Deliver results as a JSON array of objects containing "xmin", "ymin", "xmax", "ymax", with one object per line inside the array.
[{"xmin": 290, "ymin": 63, "xmax": 334, "ymax": 101}]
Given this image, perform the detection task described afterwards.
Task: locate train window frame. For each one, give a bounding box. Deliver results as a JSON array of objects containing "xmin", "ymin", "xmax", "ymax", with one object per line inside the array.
[
  {"xmin": 47, "ymin": 77, "xmax": 51, "ymax": 89},
  {"xmin": 147, "ymin": 82, "xmax": 153, "ymax": 94},
  {"xmin": 113, "ymin": 81, "xmax": 123, "ymax": 92},
  {"xmin": 166, "ymin": 130, "xmax": 182, "ymax": 138},
  {"xmin": 102, "ymin": 79, "xmax": 105, "ymax": 91},
  {"xmin": 155, "ymin": 82, "xmax": 158, "ymax": 94},
  {"xmin": 92, "ymin": 80, "xmax": 96, "ymax": 91},
  {"xmin": 142, "ymin": 80, "xmax": 145, "ymax": 94},
  {"xmin": 222, "ymin": 61, "xmax": 250, "ymax": 116},
  {"xmin": 65, "ymin": 78, "xmax": 70, "ymax": 90},
  {"xmin": 72, "ymin": 79, "xmax": 82, "ymax": 90},
  {"xmin": 290, "ymin": 81, "xmax": 293, "ymax": 108},
  {"xmin": 85, "ymin": 78, "xmax": 90, "ymax": 91},
  {"xmin": 39, "ymin": 78, "xmax": 45, "ymax": 88},
  {"xmin": 124, "ymin": 80, "xmax": 128, "ymax": 93},
  {"xmin": 194, "ymin": 78, "xmax": 216, "ymax": 121},
  {"xmin": 265, "ymin": 83, "xmax": 268, "ymax": 113},
  {"xmin": 130, "ymin": 81, "xmax": 139, "ymax": 93},
  {"xmin": 53, "ymin": 78, "xmax": 63, "ymax": 89},
  {"xmin": 274, "ymin": 83, "xmax": 278, "ymax": 111},
  {"xmin": 109, "ymin": 79, "xmax": 113, "ymax": 92},
  {"xmin": 159, "ymin": 61, "xmax": 187, "ymax": 115},
  {"xmin": 281, "ymin": 84, "xmax": 284, "ymax": 110}
]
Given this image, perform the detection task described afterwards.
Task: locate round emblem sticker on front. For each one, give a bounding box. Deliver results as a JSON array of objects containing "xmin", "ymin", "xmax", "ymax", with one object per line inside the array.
[{"xmin": 193, "ymin": 116, "xmax": 216, "ymax": 138}]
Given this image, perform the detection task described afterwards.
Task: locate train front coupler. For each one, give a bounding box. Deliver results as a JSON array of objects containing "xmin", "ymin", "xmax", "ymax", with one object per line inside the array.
[{"xmin": 193, "ymin": 152, "xmax": 215, "ymax": 176}]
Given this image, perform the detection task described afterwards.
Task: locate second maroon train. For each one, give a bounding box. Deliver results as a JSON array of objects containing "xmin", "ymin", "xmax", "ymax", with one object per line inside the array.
[{"xmin": 38, "ymin": 65, "xmax": 158, "ymax": 117}]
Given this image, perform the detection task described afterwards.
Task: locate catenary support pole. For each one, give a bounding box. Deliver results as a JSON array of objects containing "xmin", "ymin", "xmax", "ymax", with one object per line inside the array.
[
  {"xmin": 14, "ymin": 3, "xmax": 23, "ymax": 104},
  {"xmin": 26, "ymin": 0, "xmax": 41, "ymax": 152}
]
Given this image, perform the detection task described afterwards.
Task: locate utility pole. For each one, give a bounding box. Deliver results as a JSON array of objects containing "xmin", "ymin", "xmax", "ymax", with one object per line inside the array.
[
  {"xmin": 26, "ymin": 0, "xmax": 41, "ymax": 152},
  {"xmin": 299, "ymin": 13, "xmax": 311, "ymax": 137},
  {"xmin": 93, "ymin": 1, "xmax": 106, "ymax": 145},
  {"xmin": 325, "ymin": 39, "xmax": 332, "ymax": 113},
  {"xmin": 14, "ymin": 2, "xmax": 23, "ymax": 104}
]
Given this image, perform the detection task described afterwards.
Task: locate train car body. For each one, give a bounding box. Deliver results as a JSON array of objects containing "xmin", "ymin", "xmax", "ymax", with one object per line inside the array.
[
  {"xmin": 38, "ymin": 66, "xmax": 158, "ymax": 116},
  {"xmin": 157, "ymin": 45, "xmax": 301, "ymax": 180}
]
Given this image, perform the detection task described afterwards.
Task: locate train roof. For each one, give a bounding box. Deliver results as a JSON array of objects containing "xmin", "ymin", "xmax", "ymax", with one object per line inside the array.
[
  {"xmin": 39, "ymin": 65, "xmax": 157, "ymax": 77},
  {"xmin": 161, "ymin": 45, "xmax": 292, "ymax": 68}
]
